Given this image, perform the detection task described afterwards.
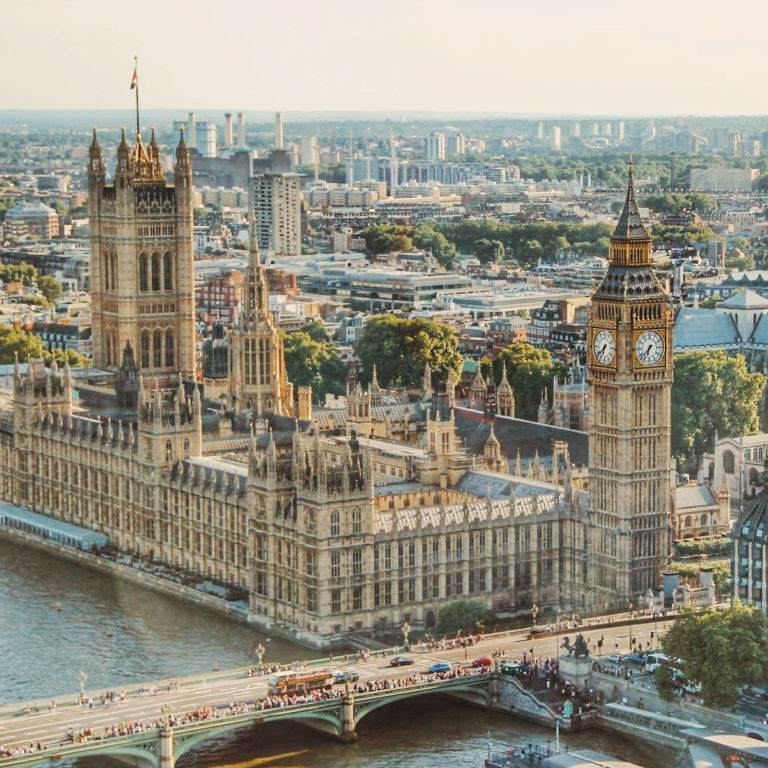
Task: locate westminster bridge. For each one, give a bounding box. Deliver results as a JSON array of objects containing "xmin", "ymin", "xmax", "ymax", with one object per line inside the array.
[{"xmin": 0, "ymin": 672, "xmax": 498, "ymax": 768}]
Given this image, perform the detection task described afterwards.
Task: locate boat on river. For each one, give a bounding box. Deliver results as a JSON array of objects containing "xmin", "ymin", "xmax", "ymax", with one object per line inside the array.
[{"xmin": 485, "ymin": 742, "xmax": 646, "ymax": 768}]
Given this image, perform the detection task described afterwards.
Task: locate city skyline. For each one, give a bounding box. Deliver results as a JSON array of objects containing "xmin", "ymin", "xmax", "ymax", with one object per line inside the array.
[{"xmin": 3, "ymin": 0, "xmax": 767, "ymax": 116}]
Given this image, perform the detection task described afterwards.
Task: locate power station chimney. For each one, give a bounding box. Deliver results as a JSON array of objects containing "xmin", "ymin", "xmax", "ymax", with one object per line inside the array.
[
  {"xmin": 224, "ymin": 113, "xmax": 234, "ymax": 148},
  {"xmin": 237, "ymin": 112, "xmax": 246, "ymax": 149},
  {"xmin": 275, "ymin": 112, "xmax": 284, "ymax": 149},
  {"xmin": 188, "ymin": 112, "xmax": 196, "ymax": 150}
]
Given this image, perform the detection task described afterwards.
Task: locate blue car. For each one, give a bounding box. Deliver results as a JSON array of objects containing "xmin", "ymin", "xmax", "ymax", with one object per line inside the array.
[{"xmin": 429, "ymin": 661, "xmax": 452, "ymax": 673}]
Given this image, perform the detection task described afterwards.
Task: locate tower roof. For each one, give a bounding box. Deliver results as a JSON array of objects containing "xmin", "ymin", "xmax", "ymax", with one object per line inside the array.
[{"xmin": 612, "ymin": 162, "xmax": 650, "ymax": 241}]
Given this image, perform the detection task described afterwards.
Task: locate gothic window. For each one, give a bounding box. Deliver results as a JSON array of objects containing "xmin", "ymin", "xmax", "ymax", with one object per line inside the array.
[
  {"xmin": 700, "ymin": 514, "xmax": 708, "ymax": 528},
  {"xmin": 723, "ymin": 450, "xmax": 735, "ymax": 474},
  {"xmin": 708, "ymin": 462, "xmax": 715, "ymax": 482},
  {"xmin": 151, "ymin": 253, "xmax": 160, "ymax": 292},
  {"xmin": 758, "ymin": 448, "xmax": 765, "ymax": 461},
  {"xmin": 104, "ymin": 251, "xmax": 111, "ymax": 290},
  {"xmin": 745, "ymin": 449, "xmax": 752, "ymax": 462},
  {"xmin": 112, "ymin": 253, "xmax": 118, "ymax": 291},
  {"xmin": 184, "ymin": 439, "xmax": 190, "ymax": 459},
  {"xmin": 750, "ymin": 468, "xmax": 759, "ymax": 486},
  {"xmin": 165, "ymin": 441, "xmax": 173, "ymax": 463},
  {"xmin": 352, "ymin": 549, "xmax": 362, "ymax": 575},
  {"xmin": 165, "ymin": 332, "xmax": 174, "ymax": 368},
  {"xmin": 684, "ymin": 516, "xmax": 692, "ymax": 528},
  {"xmin": 331, "ymin": 550, "xmax": 340, "ymax": 578},
  {"xmin": 139, "ymin": 253, "xmax": 149, "ymax": 292},
  {"xmin": 352, "ymin": 507, "xmax": 361, "ymax": 534},
  {"xmin": 163, "ymin": 252, "xmax": 173, "ymax": 291},
  {"xmin": 140, "ymin": 330, "xmax": 150, "ymax": 368},
  {"xmin": 153, "ymin": 330, "xmax": 162, "ymax": 368},
  {"xmin": 331, "ymin": 511, "xmax": 340, "ymax": 537}
]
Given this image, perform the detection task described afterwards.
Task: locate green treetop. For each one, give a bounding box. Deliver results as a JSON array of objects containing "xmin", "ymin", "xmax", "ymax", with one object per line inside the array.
[{"xmin": 672, "ymin": 350, "xmax": 765, "ymax": 461}]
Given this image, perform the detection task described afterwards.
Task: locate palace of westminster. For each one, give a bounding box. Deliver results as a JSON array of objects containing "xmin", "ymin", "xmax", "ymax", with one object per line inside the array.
[{"xmin": 0, "ymin": 130, "xmax": 675, "ymax": 646}]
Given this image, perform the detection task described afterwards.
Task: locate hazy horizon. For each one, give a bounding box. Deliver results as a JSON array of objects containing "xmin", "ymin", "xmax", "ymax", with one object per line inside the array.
[{"xmin": 2, "ymin": 0, "xmax": 766, "ymax": 116}]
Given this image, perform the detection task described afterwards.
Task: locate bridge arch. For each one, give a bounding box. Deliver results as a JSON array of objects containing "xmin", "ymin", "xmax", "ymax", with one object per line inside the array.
[
  {"xmin": 9, "ymin": 743, "xmax": 161, "ymax": 768},
  {"xmin": 353, "ymin": 682, "xmax": 492, "ymax": 728},
  {"xmin": 173, "ymin": 710, "xmax": 343, "ymax": 761}
]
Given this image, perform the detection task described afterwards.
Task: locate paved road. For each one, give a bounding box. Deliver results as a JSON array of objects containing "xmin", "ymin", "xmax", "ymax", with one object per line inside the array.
[{"xmin": 0, "ymin": 617, "xmax": 668, "ymax": 752}]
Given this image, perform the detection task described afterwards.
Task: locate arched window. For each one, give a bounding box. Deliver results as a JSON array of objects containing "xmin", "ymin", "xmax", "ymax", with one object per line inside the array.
[
  {"xmin": 140, "ymin": 330, "xmax": 150, "ymax": 368},
  {"xmin": 153, "ymin": 330, "xmax": 162, "ymax": 368},
  {"xmin": 684, "ymin": 515, "xmax": 692, "ymax": 528},
  {"xmin": 104, "ymin": 251, "xmax": 111, "ymax": 291},
  {"xmin": 708, "ymin": 462, "xmax": 715, "ymax": 481},
  {"xmin": 758, "ymin": 447, "xmax": 764, "ymax": 461},
  {"xmin": 139, "ymin": 253, "xmax": 148, "ymax": 292},
  {"xmin": 723, "ymin": 450, "xmax": 735, "ymax": 474},
  {"xmin": 165, "ymin": 331, "xmax": 174, "ymax": 368},
  {"xmin": 151, "ymin": 253, "xmax": 160, "ymax": 292},
  {"xmin": 163, "ymin": 252, "xmax": 173, "ymax": 291},
  {"xmin": 112, "ymin": 253, "xmax": 118, "ymax": 291},
  {"xmin": 700, "ymin": 514, "xmax": 708, "ymax": 528},
  {"xmin": 750, "ymin": 468, "xmax": 759, "ymax": 486},
  {"xmin": 745, "ymin": 449, "xmax": 752, "ymax": 462}
]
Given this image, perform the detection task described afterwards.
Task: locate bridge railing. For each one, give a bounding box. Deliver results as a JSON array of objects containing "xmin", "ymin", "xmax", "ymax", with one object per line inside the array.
[{"xmin": 0, "ymin": 671, "xmax": 493, "ymax": 762}]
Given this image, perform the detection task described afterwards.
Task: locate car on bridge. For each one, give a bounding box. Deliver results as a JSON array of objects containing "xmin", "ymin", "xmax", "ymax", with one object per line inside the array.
[
  {"xmin": 333, "ymin": 670, "xmax": 360, "ymax": 684},
  {"xmin": 390, "ymin": 656, "xmax": 414, "ymax": 667},
  {"xmin": 471, "ymin": 656, "xmax": 492, "ymax": 668},
  {"xmin": 429, "ymin": 661, "xmax": 453, "ymax": 673},
  {"xmin": 606, "ymin": 653, "xmax": 625, "ymax": 664}
]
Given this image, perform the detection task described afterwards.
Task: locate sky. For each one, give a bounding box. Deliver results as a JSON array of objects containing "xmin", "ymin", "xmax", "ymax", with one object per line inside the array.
[{"xmin": 1, "ymin": 0, "xmax": 766, "ymax": 116}]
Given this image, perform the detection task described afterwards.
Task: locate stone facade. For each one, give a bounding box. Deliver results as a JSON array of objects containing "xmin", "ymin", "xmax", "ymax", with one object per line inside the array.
[{"xmin": 0, "ymin": 144, "xmax": 675, "ymax": 645}]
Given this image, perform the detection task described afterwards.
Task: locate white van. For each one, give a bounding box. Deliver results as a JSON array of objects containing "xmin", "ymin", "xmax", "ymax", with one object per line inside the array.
[{"xmin": 644, "ymin": 653, "xmax": 670, "ymax": 673}]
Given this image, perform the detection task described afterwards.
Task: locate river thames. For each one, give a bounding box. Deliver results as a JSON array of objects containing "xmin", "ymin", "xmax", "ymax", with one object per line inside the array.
[{"xmin": 0, "ymin": 538, "xmax": 672, "ymax": 767}]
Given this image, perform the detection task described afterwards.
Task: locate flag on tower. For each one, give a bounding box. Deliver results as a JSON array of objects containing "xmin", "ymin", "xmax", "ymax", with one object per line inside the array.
[{"xmin": 130, "ymin": 63, "xmax": 138, "ymax": 90}]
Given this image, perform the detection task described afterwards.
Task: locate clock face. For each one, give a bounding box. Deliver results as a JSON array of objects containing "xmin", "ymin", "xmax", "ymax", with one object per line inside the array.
[
  {"xmin": 593, "ymin": 330, "xmax": 615, "ymax": 366},
  {"xmin": 636, "ymin": 331, "xmax": 664, "ymax": 366}
]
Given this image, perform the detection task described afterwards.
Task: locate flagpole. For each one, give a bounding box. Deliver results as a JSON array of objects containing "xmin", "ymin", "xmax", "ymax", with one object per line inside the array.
[{"xmin": 134, "ymin": 56, "xmax": 140, "ymax": 136}]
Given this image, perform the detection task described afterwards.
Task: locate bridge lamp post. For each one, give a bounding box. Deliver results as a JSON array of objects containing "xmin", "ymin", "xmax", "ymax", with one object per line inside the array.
[
  {"xmin": 78, "ymin": 671, "xmax": 88, "ymax": 702},
  {"xmin": 402, "ymin": 621, "xmax": 412, "ymax": 651},
  {"xmin": 161, "ymin": 703, "xmax": 172, "ymax": 727},
  {"xmin": 628, "ymin": 601, "xmax": 634, "ymax": 651},
  {"xmin": 256, "ymin": 643, "xmax": 266, "ymax": 666}
]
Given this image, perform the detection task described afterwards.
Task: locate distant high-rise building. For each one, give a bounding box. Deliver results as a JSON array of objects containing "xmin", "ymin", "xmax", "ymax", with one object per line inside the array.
[
  {"xmin": 350, "ymin": 156, "xmax": 375, "ymax": 184},
  {"xmin": 194, "ymin": 121, "xmax": 217, "ymax": 158},
  {"xmin": 446, "ymin": 134, "xmax": 466, "ymax": 155},
  {"xmin": 425, "ymin": 134, "xmax": 446, "ymax": 160},
  {"xmin": 300, "ymin": 136, "xmax": 318, "ymax": 166},
  {"xmin": 550, "ymin": 126, "xmax": 562, "ymax": 151},
  {"xmin": 251, "ymin": 172, "xmax": 302, "ymax": 257},
  {"xmin": 571, "ymin": 123, "xmax": 581, "ymax": 138},
  {"xmin": 275, "ymin": 112, "xmax": 284, "ymax": 149},
  {"xmin": 536, "ymin": 122, "xmax": 545, "ymax": 140},
  {"xmin": 612, "ymin": 121, "xmax": 625, "ymax": 142}
]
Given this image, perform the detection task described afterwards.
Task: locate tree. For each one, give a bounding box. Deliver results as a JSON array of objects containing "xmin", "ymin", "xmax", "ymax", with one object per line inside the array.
[
  {"xmin": 43, "ymin": 348, "xmax": 89, "ymax": 368},
  {"xmin": 672, "ymin": 351, "xmax": 765, "ymax": 460},
  {"xmin": 0, "ymin": 326, "xmax": 44, "ymax": 364},
  {"xmin": 412, "ymin": 225, "xmax": 457, "ymax": 269},
  {"xmin": 437, "ymin": 599, "xmax": 495, "ymax": 635},
  {"xmin": 299, "ymin": 320, "xmax": 331, "ymax": 343},
  {"xmin": 473, "ymin": 238, "xmax": 505, "ymax": 265},
  {"xmin": 361, "ymin": 224, "xmax": 414, "ymax": 254},
  {"xmin": 481, "ymin": 344, "xmax": 567, "ymax": 420},
  {"xmin": 283, "ymin": 332, "xmax": 346, "ymax": 403},
  {"xmin": 355, "ymin": 315, "xmax": 462, "ymax": 388},
  {"xmin": 661, "ymin": 602, "xmax": 768, "ymax": 708}
]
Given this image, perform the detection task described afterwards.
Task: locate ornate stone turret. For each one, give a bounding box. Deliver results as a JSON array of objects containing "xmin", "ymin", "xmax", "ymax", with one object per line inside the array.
[
  {"xmin": 229, "ymin": 222, "xmax": 291, "ymax": 420},
  {"xmin": 470, "ymin": 367, "xmax": 486, "ymax": 402},
  {"xmin": 537, "ymin": 389, "xmax": 550, "ymax": 424},
  {"xmin": 496, "ymin": 363, "xmax": 515, "ymax": 418},
  {"xmin": 483, "ymin": 424, "xmax": 505, "ymax": 473}
]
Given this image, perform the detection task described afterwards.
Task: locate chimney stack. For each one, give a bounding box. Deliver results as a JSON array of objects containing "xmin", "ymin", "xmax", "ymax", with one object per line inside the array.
[
  {"xmin": 237, "ymin": 112, "xmax": 246, "ymax": 149},
  {"xmin": 275, "ymin": 112, "xmax": 284, "ymax": 149},
  {"xmin": 224, "ymin": 113, "xmax": 233, "ymax": 148},
  {"xmin": 188, "ymin": 112, "xmax": 196, "ymax": 150}
]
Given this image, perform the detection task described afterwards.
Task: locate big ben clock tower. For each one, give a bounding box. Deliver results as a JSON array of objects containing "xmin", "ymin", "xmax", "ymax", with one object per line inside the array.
[{"xmin": 587, "ymin": 162, "xmax": 673, "ymax": 603}]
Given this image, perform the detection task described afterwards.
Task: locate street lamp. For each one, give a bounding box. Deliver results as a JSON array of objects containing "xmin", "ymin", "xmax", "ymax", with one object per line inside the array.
[
  {"xmin": 256, "ymin": 643, "xmax": 266, "ymax": 667},
  {"xmin": 402, "ymin": 621, "xmax": 412, "ymax": 651},
  {"xmin": 161, "ymin": 703, "xmax": 172, "ymax": 726},
  {"xmin": 78, "ymin": 671, "xmax": 88, "ymax": 702},
  {"xmin": 628, "ymin": 601, "xmax": 634, "ymax": 652}
]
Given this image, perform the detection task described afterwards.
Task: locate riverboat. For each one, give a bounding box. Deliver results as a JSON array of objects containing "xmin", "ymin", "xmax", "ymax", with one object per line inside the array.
[{"xmin": 485, "ymin": 743, "xmax": 646, "ymax": 768}]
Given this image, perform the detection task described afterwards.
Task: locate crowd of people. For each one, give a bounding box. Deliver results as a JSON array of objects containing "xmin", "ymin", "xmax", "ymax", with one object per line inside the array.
[{"xmin": 0, "ymin": 664, "xmax": 491, "ymax": 757}]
